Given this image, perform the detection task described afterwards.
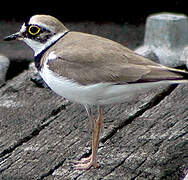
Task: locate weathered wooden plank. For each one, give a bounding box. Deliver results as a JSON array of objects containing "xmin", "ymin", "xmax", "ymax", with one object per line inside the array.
[{"xmin": 1, "ymin": 68, "xmax": 185, "ymax": 179}]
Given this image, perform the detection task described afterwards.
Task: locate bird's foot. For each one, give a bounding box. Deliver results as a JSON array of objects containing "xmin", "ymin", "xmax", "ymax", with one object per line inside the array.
[{"xmin": 74, "ymin": 155, "xmax": 99, "ymax": 170}]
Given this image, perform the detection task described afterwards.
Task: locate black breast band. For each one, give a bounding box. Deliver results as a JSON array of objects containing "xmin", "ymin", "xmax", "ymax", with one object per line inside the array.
[{"xmin": 34, "ymin": 30, "xmax": 70, "ymax": 71}]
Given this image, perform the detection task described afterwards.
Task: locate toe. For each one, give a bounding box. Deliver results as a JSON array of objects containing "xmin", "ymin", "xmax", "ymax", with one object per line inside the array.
[
  {"xmin": 74, "ymin": 156, "xmax": 92, "ymax": 165},
  {"xmin": 74, "ymin": 161, "xmax": 99, "ymax": 170}
]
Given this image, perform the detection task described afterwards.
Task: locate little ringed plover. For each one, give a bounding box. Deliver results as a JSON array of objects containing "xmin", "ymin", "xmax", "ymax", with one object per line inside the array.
[{"xmin": 4, "ymin": 14, "xmax": 188, "ymax": 170}]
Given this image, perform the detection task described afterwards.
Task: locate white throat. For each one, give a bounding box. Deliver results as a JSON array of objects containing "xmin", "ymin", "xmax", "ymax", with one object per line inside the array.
[{"xmin": 22, "ymin": 32, "xmax": 66, "ymax": 56}]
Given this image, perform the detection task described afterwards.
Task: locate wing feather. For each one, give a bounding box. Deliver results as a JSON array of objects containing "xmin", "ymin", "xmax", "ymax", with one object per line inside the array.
[{"xmin": 43, "ymin": 31, "xmax": 185, "ymax": 85}]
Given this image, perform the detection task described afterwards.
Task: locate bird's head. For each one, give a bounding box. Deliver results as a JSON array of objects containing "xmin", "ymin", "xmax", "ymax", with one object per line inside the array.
[{"xmin": 4, "ymin": 15, "xmax": 69, "ymax": 56}]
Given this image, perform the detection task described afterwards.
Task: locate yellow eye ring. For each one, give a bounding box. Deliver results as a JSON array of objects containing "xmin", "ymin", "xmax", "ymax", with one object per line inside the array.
[{"xmin": 28, "ymin": 25, "xmax": 41, "ymax": 35}]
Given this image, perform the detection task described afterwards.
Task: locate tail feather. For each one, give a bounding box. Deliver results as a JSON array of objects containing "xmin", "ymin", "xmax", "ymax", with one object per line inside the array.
[
  {"xmin": 167, "ymin": 67, "xmax": 188, "ymax": 81},
  {"xmin": 133, "ymin": 66, "xmax": 188, "ymax": 84}
]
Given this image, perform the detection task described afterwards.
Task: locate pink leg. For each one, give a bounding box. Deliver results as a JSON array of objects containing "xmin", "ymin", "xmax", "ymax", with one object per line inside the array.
[{"xmin": 75, "ymin": 106, "xmax": 103, "ymax": 170}]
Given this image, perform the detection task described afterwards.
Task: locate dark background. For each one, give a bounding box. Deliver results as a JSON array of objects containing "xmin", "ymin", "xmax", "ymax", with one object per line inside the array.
[{"xmin": 0, "ymin": 0, "xmax": 187, "ymax": 24}]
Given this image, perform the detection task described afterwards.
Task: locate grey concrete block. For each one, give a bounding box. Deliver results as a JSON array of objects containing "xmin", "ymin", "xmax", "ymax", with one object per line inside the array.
[
  {"xmin": 0, "ymin": 54, "xmax": 10, "ymax": 86},
  {"xmin": 135, "ymin": 12, "xmax": 188, "ymax": 67}
]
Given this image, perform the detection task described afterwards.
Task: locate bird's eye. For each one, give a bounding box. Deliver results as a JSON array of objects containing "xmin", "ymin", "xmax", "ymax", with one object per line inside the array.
[{"xmin": 28, "ymin": 25, "xmax": 41, "ymax": 35}]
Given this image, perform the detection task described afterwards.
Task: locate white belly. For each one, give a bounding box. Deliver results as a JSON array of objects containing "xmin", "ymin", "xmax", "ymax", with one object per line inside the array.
[{"xmin": 39, "ymin": 63, "xmax": 173, "ymax": 105}]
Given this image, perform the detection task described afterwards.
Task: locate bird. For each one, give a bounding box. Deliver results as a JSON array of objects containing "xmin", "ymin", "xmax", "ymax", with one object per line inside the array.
[{"xmin": 4, "ymin": 14, "xmax": 188, "ymax": 170}]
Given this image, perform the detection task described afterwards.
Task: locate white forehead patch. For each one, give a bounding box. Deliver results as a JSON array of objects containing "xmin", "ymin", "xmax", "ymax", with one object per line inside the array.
[{"xmin": 20, "ymin": 23, "xmax": 26, "ymax": 33}]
